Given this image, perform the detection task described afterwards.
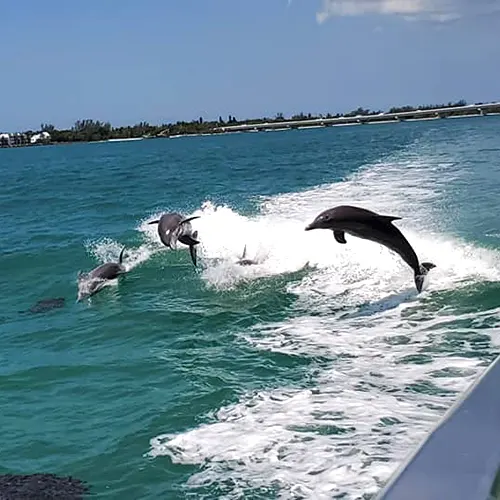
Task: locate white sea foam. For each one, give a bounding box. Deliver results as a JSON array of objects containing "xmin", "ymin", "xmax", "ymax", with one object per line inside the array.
[
  {"xmin": 141, "ymin": 146, "xmax": 500, "ymax": 498},
  {"xmin": 84, "ymin": 236, "xmax": 157, "ymax": 272}
]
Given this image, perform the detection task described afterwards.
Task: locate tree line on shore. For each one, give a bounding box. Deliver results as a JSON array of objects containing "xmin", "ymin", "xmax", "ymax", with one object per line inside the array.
[{"xmin": 13, "ymin": 99, "xmax": 498, "ymax": 144}]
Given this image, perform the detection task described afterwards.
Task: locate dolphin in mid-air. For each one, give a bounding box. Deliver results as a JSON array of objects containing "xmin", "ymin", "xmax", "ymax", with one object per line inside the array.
[
  {"xmin": 305, "ymin": 205, "xmax": 436, "ymax": 293},
  {"xmin": 148, "ymin": 212, "xmax": 200, "ymax": 267},
  {"xmin": 77, "ymin": 247, "xmax": 127, "ymax": 301}
]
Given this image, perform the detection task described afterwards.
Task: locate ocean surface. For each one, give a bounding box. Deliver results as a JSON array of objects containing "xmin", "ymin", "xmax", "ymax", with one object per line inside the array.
[{"xmin": 1, "ymin": 116, "xmax": 500, "ymax": 499}]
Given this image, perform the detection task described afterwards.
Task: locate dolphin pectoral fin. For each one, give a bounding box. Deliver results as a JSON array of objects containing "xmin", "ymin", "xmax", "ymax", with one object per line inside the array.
[
  {"xmin": 189, "ymin": 244, "xmax": 198, "ymax": 267},
  {"xmin": 334, "ymin": 230, "xmax": 347, "ymax": 244},
  {"xmin": 180, "ymin": 215, "xmax": 201, "ymax": 226},
  {"xmin": 148, "ymin": 220, "xmax": 160, "ymax": 225}
]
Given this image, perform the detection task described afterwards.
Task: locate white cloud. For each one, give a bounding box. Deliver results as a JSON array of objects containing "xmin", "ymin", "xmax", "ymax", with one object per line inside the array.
[{"xmin": 316, "ymin": 0, "xmax": 500, "ymax": 23}]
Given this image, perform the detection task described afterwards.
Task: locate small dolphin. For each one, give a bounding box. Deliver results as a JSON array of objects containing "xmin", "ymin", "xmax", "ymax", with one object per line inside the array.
[
  {"xmin": 236, "ymin": 245, "xmax": 259, "ymax": 266},
  {"xmin": 20, "ymin": 297, "xmax": 66, "ymax": 314},
  {"xmin": 305, "ymin": 205, "xmax": 436, "ymax": 293},
  {"xmin": 77, "ymin": 247, "xmax": 127, "ymax": 301},
  {"xmin": 148, "ymin": 212, "xmax": 200, "ymax": 267}
]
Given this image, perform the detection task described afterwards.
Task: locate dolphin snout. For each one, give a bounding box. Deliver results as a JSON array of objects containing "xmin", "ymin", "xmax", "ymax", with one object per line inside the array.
[{"xmin": 305, "ymin": 221, "xmax": 317, "ymax": 231}]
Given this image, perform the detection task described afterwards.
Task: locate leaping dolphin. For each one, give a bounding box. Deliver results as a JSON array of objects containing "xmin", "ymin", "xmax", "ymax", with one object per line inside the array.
[
  {"xmin": 305, "ymin": 205, "xmax": 436, "ymax": 293},
  {"xmin": 148, "ymin": 212, "xmax": 200, "ymax": 267},
  {"xmin": 77, "ymin": 247, "xmax": 127, "ymax": 301}
]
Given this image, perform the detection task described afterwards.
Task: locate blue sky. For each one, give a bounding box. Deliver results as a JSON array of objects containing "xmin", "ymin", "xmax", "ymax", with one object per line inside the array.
[{"xmin": 1, "ymin": 0, "xmax": 499, "ymax": 131}]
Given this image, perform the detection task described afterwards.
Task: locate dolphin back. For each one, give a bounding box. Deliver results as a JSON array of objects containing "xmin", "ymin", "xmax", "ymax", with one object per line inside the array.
[
  {"xmin": 157, "ymin": 213, "xmax": 183, "ymax": 248},
  {"xmin": 90, "ymin": 263, "xmax": 124, "ymax": 280}
]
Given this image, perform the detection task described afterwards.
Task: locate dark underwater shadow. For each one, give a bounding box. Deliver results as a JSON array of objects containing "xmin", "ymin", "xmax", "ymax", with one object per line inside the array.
[
  {"xmin": 0, "ymin": 473, "xmax": 90, "ymax": 499},
  {"xmin": 338, "ymin": 288, "xmax": 418, "ymax": 320},
  {"xmin": 18, "ymin": 297, "xmax": 67, "ymax": 315}
]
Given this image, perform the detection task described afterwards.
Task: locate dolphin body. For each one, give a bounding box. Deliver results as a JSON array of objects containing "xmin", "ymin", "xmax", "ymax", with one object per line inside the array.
[
  {"xmin": 305, "ymin": 205, "xmax": 436, "ymax": 293},
  {"xmin": 148, "ymin": 212, "xmax": 200, "ymax": 267},
  {"xmin": 77, "ymin": 247, "xmax": 127, "ymax": 301}
]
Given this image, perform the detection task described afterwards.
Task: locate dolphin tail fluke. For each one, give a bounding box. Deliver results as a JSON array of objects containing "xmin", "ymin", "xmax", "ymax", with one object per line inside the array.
[
  {"xmin": 189, "ymin": 244, "xmax": 197, "ymax": 267},
  {"xmin": 190, "ymin": 230, "xmax": 199, "ymax": 267},
  {"xmin": 242, "ymin": 245, "xmax": 247, "ymax": 259},
  {"xmin": 178, "ymin": 231, "xmax": 200, "ymax": 267},
  {"xmin": 414, "ymin": 262, "xmax": 436, "ymax": 293}
]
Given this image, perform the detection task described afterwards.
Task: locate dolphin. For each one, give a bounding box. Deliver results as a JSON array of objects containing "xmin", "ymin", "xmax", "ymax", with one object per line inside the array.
[
  {"xmin": 77, "ymin": 247, "xmax": 127, "ymax": 301},
  {"xmin": 148, "ymin": 212, "xmax": 200, "ymax": 267},
  {"xmin": 236, "ymin": 245, "xmax": 259, "ymax": 266},
  {"xmin": 305, "ymin": 205, "xmax": 436, "ymax": 293}
]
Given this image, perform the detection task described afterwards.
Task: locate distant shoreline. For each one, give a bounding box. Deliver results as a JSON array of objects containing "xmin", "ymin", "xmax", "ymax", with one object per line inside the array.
[
  {"xmin": 1, "ymin": 100, "xmax": 499, "ymax": 149},
  {"xmin": 212, "ymin": 102, "xmax": 500, "ymax": 134}
]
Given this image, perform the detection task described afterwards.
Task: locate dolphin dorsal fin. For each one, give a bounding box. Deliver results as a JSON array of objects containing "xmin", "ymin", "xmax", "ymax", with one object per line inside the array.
[
  {"xmin": 380, "ymin": 215, "xmax": 402, "ymax": 223},
  {"xmin": 118, "ymin": 247, "xmax": 126, "ymax": 264}
]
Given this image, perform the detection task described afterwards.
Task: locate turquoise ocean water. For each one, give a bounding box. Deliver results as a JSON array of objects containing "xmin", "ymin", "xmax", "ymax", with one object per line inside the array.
[{"xmin": 1, "ymin": 116, "xmax": 500, "ymax": 499}]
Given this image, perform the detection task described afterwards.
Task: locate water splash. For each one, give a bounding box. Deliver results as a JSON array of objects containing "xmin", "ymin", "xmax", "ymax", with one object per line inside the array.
[{"xmin": 147, "ymin": 148, "xmax": 500, "ymax": 498}]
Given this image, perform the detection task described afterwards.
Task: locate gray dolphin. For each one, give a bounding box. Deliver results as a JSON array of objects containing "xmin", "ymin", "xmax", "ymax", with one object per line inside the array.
[
  {"xmin": 305, "ymin": 205, "xmax": 436, "ymax": 293},
  {"xmin": 236, "ymin": 245, "xmax": 259, "ymax": 266},
  {"xmin": 77, "ymin": 247, "xmax": 127, "ymax": 301},
  {"xmin": 148, "ymin": 212, "xmax": 200, "ymax": 267}
]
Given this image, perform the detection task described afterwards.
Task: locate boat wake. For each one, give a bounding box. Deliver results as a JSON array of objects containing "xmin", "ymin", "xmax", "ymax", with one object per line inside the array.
[{"xmin": 142, "ymin": 148, "xmax": 500, "ymax": 498}]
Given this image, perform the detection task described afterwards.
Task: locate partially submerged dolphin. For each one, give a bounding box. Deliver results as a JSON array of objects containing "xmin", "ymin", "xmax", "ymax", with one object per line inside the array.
[
  {"xmin": 305, "ymin": 205, "xmax": 436, "ymax": 293},
  {"xmin": 236, "ymin": 245, "xmax": 259, "ymax": 266},
  {"xmin": 148, "ymin": 212, "xmax": 200, "ymax": 267},
  {"xmin": 77, "ymin": 247, "xmax": 127, "ymax": 301}
]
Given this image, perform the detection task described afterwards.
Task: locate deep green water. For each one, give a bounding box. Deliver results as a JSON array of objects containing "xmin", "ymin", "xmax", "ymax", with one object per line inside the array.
[{"xmin": 1, "ymin": 116, "xmax": 500, "ymax": 499}]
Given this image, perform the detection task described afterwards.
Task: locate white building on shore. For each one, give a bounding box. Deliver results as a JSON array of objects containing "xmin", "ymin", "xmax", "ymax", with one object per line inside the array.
[
  {"xmin": 30, "ymin": 131, "xmax": 51, "ymax": 144},
  {"xmin": 0, "ymin": 131, "xmax": 51, "ymax": 147}
]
